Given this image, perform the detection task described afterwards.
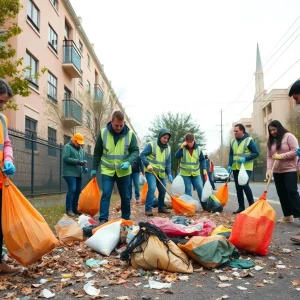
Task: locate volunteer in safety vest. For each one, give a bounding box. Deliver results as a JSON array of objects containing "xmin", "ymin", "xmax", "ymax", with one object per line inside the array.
[
  {"xmin": 227, "ymin": 123, "xmax": 259, "ymax": 214},
  {"xmin": 175, "ymin": 133, "xmax": 206, "ymax": 208},
  {"xmin": 91, "ymin": 111, "xmax": 139, "ymax": 224},
  {"xmin": 0, "ymin": 79, "xmax": 23, "ymax": 276},
  {"xmin": 140, "ymin": 129, "xmax": 173, "ymax": 216}
]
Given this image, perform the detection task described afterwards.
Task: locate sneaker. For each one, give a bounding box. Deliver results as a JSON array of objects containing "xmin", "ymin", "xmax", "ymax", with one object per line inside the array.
[
  {"xmin": 145, "ymin": 209, "xmax": 154, "ymax": 216},
  {"xmin": 277, "ymin": 216, "xmax": 294, "ymax": 223},
  {"xmin": 158, "ymin": 207, "xmax": 170, "ymax": 214},
  {"xmin": 66, "ymin": 211, "xmax": 75, "ymax": 217},
  {"xmin": 0, "ymin": 262, "xmax": 23, "ymax": 276},
  {"xmin": 233, "ymin": 208, "xmax": 245, "ymax": 214}
]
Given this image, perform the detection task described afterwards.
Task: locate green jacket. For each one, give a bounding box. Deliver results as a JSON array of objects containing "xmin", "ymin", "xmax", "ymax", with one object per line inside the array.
[{"xmin": 62, "ymin": 141, "xmax": 86, "ymax": 178}]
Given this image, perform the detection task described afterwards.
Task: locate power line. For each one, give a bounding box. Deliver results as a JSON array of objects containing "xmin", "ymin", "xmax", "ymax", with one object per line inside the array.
[
  {"xmin": 222, "ymin": 14, "xmax": 300, "ymax": 111},
  {"xmin": 232, "ymin": 57, "xmax": 300, "ymax": 120}
]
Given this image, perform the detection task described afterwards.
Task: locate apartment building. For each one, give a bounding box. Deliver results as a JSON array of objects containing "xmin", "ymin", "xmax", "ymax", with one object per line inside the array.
[
  {"xmin": 4, "ymin": 0, "xmax": 139, "ymax": 155},
  {"xmin": 232, "ymin": 118, "xmax": 252, "ymax": 133}
]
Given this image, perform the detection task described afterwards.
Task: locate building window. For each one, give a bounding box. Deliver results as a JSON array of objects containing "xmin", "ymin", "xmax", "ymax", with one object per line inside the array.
[
  {"xmin": 50, "ymin": 0, "xmax": 58, "ymax": 10},
  {"xmin": 64, "ymin": 22, "xmax": 70, "ymax": 40},
  {"xmin": 86, "ymin": 80, "xmax": 91, "ymax": 94},
  {"xmin": 27, "ymin": 0, "xmax": 40, "ymax": 31},
  {"xmin": 87, "ymin": 54, "xmax": 90, "ymax": 67},
  {"xmin": 64, "ymin": 87, "xmax": 71, "ymax": 100},
  {"xmin": 48, "ymin": 72, "xmax": 57, "ymax": 103},
  {"xmin": 79, "ymin": 70, "xmax": 83, "ymax": 85},
  {"xmin": 25, "ymin": 51, "xmax": 38, "ymax": 89},
  {"xmin": 25, "ymin": 117, "xmax": 37, "ymax": 150},
  {"xmin": 48, "ymin": 127, "xmax": 57, "ymax": 157},
  {"xmin": 87, "ymin": 145, "xmax": 91, "ymax": 155},
  {"xmin": 86, "ymin": 111, "xmax": 91, "ymax": 128},
  {"xmin": 79, "ymin": 40, "xmax": 83, "ymax": 53},
  {"xmin": 48, "ymin": 25, "xmax": 58, "ymax": 53},
  {"xmin": 64, "ymin": 134, "xmax": 71, "ymax": 145}
]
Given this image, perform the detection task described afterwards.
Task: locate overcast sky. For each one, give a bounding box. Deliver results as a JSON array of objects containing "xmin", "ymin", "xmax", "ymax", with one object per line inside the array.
[{"xmin": 70, "ymin": 0, "xmax": 300, "ymax": 153}]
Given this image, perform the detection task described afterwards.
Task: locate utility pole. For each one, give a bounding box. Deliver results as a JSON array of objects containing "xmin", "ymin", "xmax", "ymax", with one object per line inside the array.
[{"xmin": 220, "ymin": 109, "xmax": 223, "ymax": 166}]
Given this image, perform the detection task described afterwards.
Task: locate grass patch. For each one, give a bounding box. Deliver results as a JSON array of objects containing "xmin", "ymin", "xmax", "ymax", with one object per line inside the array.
[{"xmin": 36, "ymin": 194, "xmax": 121, "ymax": 230}]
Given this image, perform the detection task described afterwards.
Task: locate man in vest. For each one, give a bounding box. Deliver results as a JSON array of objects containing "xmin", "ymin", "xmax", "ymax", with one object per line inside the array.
[
  {"xmin": 140, "ymin": 129, "xmax": 173, "ymax": 216},
  {"xmin": 175, "ymin": 133, "xmax": 206, "ymax": 208},
  {"xmin": 91, "ymin": 111, "xmax": 139, "ymax": 224},
  {"xmin": 227, "ymin": 123, "xmax": 259, "ymax": 214}
]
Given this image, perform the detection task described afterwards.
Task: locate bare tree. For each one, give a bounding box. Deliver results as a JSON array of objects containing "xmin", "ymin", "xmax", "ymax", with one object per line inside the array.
[{"xmin": 287, "ymin": 108, "xmax": 300, "ymax": 141}]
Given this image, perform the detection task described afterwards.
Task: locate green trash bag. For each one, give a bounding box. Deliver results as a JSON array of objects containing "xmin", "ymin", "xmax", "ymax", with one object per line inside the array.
[{"xmin": 206, "ymin": 195, "xmax": 223, "ymax": 213}]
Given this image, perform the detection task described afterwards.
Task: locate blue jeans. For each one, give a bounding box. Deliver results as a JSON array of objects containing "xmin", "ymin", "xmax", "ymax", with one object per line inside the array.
[
  {"xmin": 145, "ymin": 172, "xmax": 166, "ymax": 211},
  {"xmin": 233, "ymin": 170, "xmax": 254, "ymax": 209},
  {"xmin": 129, "ymin": 172, "xmax": 140, "ymax": 200},
  {"xmin": 100, "ymin": 174, "xmax": 131, "ymax": 221},
  {"xmin": 182, "ymin": 175, "xmax": 204, "ymax": 205},
  {"xmin": 64, "ymin": 176, "xmax": 82, "ymax": 213}
]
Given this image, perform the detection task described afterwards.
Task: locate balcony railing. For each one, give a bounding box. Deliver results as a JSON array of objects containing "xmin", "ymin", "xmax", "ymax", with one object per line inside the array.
[
  {"xmin": 62, "ymin": 99, "xmax": 82, "ymax": 126},
  {"xmin": 94, "ymin": 84, "xmax": 104, "ymax": 101},
  {"xmin": 62, "ymin": 40, "xmax": 81, "ymax": 78}
]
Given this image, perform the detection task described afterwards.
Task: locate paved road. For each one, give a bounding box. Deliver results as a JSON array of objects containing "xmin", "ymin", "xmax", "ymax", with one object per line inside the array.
[{"xmin": 214, "ymin": 181, "xmax": 283, "ymax": 202}]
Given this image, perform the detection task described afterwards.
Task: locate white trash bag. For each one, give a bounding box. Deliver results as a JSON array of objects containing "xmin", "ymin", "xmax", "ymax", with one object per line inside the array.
[
  {"xmin": 180, "ymin": 194, "xmax": 201, "ymax": 211},
  {"xmin": 85, "ymin": 220, "xmax": 121, "ymax": 256},
  {"xmin": 139, "ymin": 175, "xmax": 147, "ymax": 185},
  {"xmin": 202, "ymin": 180, "xmax": 212, "ymax": 202},
  {"xmin": 238, "ymin": 163, "xmax": 249, "ymax": 186},
  {"xmin": 171, "ymin": 175, "xmax": 185, "ymax": 196}
]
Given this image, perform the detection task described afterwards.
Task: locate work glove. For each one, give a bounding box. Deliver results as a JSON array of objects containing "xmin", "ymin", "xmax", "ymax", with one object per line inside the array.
[
  {"xmin": 297, "ymin": 148, "xmax": 300, "ymax": 158},
  {"xmin": 227, "ymin": 166, "xmax": 232, "ymax": 173},
  {"xmin": 181, "ymin": 141, "xmax": 187, "ymax": 149},
  {"xmin": 77, "ymin": 160, "xmax": 86, "ymax": 166},
  {"xmin": 91, "ymin": 170, "xmax": 97, "ymax": 177},
  {"xmin": 272, "ymin": 153, "xmax": 282, "ymax": 160},
  {"xmin": 238, "ymin": 157, "xmax": 246, "ymax": 164},
  {"xmin": 3, "ymin": 161, "xmax": 16, "ymax": 175},
  {"xmin": 83, "ymin": 168, "xmax": 88, "ymax": 174},
  {"xmin": 120, "ymin": 161, "xmax": 130, "ymax": 170},
  {"xmin": 266, "ymin": 171, "xmax": 271, "ymax": 181},
  {"xmin": 168, "ymin": 174, "xmax": 173, "ymax": 182},
  {"xmin": 147, "ymin": 165, "xmax": 153, "ymax": 172},
  {"xmin": 203, "ymin": 169, "xmax": 207, "ymax": 175}
]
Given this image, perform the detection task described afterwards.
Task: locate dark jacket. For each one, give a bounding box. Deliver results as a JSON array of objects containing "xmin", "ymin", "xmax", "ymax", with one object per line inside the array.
[
  {"xmin": 228, "ymin": 132, "xmax": 259, "ymax": 166},
  {"xmin": 140, "ymin": 128, "xmax": 172, "ymax": 175},
  {"xmin": 132, "ymin": 156, "xmax": 144, "ymax": 174},
  {"xmin": 62, "ymin": 141, "xmax": 86, "ymax": 177},
  {"xmin": 92, "ymin": 122, "xmax": 139, "ymax": 171},
  {"xmin": 175, "ymin": 142, "xmax": 205, "ymax": 170}
]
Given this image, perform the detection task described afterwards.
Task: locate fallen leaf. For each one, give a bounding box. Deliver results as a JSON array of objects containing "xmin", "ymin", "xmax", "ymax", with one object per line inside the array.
[
  {"xmin": 116, "ymin": 297, "xmax": 131, "ymax": 300},
  {"xmin": 255, "ymin": 283, "xmax": 265, "ymax": 287},
  {"xmin": 32, "ymin": 283, "xmax": 42, "ymax": 288},
  {"xmin": 218, "ymin": 283, "xmax": 232, "ymax": 288},
  {"xmin": 3, "ymin": 292, "xmax": 16, "ymax": 299},
  {"xmin": 21, "ymin": 287, "xmax": 33, "ymax": 295},
  {"xmin": 292, "ymin": 280, "xmax": 300, "ymax": 286},
  {"xmin": 218, "ymin": 275, "xmax": 231, "ymax": 282},
  {"xmin": 75, "ymin": 272, "xmax": 85, "ymax": 277},
  {"xmin": 0, "ymin": 285, "xmax": 7, "ymax": 291}
]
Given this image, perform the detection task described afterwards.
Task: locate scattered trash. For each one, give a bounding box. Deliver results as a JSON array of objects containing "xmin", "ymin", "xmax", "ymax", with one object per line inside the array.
[
  {"xmin": 179, "ymin": 275, "xmax": 189, "ymax": 281},
  {"xmin": 83, "ymin": 282, "xmax": 101, "ymax": 296},
  {"xmin": 232, "ymin": 272, "xmax": 240, "ymax": 277},
  {"xmin": 214, "ymin": 269, "xmax": 224, "ymax": 273},
  {"xmin": 268, "ymin": 256, "xmax": 276, "ymax": 260},
  {"xmin": 85, "ymin": 272, "xmax": 94, "ymax": 279},
  {"xmin": 296, "ymin": 288, "xmax": 300, "ymax": 291},
  {"xmin": 282, "ymin": 248, "xmax": 292, "ymax": 254},
  {"xmin": 61, "ymin": 273, "xmax": 72, "ymax": 278},
  {"xmin": 216, "ymin": 296, "xmax": 229, "ymax": 300},
  {"xmin": 86, "ymin": 258, "xmax": 108, "ymax": 267},
  {"xmin": 40, "ymin": 289, "xmax": 55, "ymax": 298},
  {"xmin": 148, "ymin": 280, "xmax": 172, "ymax": 289},
  {"xmin": 276, "ymin": 265, "xmax": 287, "ymax": 269},
  {"xmin": 266, "ymin": 271, "xmax": 276, "ymax": 275},
  {"xmin": 255, "ymin": 283, "xmax": 265, "ymax": 287},
  {"xmin": 254, "ymin": 266, "xmax": 264, "ymax": 271},
  {"xmin": 39, "ymin": 279, "xmax": 48, "ymax": 284},
  {"xmin": 218, "ymin": 283, "xmax": 232, "ymax": 288},
  {"xmin": 218, "ymin": 275, "xmax": 231, "ymax": 282},
  {"xmin": 263, "ymin": 279, "xmax": 274, "ymax": 284},
  {"xmin": 237, "ymin": 286, "xmax": 247, "ymax": 290},
  {"xmin": 116, "ymin": 297, "xmax": 131, "ymax": 300}
]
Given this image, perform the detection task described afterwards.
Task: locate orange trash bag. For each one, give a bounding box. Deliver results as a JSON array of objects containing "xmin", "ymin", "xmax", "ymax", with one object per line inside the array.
[
  {"xmin": 140, "ymin": 182, "xmax": 158, "ymax": 205},
  {"xmin": 171, "ymin": 196, "xmax": 196, "ymax": 217},
  {"xmin": 2, "ymin": 178, "xmax": 59, "ymax": 266},
  {"xmin": 78, "ymin": 178, "xmax": 101, "ymax": 217},
  {"xmin": 228, "ymin": 191, "xmax": 276, "ymax": 255},
  {"xmin": 215, "ymin": 183, "xmax": 229, "ymax": 207}
]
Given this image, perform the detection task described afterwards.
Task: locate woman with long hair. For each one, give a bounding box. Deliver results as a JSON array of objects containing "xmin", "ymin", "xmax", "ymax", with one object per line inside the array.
[{"xmin": 266, "ymin": 120, "xmax": 300, "ymax": 223}]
